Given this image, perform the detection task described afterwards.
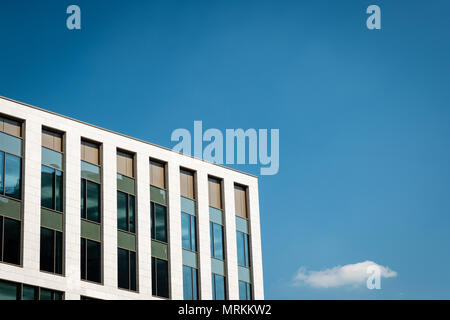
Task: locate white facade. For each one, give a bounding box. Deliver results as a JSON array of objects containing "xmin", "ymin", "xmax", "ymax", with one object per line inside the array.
[{"xmin": 0, "ymin": 96, "xmax": 264, "ymax": 300}]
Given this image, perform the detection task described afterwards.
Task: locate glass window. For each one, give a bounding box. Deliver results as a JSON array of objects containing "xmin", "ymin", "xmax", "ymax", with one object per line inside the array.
[
  {"xmin": 118, "ymin": 248, "xmax": 129, "ymax": 289},
  {"xmin": 117, "ymin": 191, "xmax": 135, "ymax": 233},
  {"xmin": 118, "ymin": 248, "xmax": 136, "ymax": 291},
  {"xmin": 0, "ymin": 152, "xmax": 4, "ymax": 193},
  {"xmin": 22, "ymin": 285, "xmax": 37, "ymax": 300},
  {"xmin": 4, "ymin": 154, "xmax": 21, "ymax": 199},
  {"xmin": 41, "ymin": 166, "xmax": 63, "ymax": 212},
  {"xmin": 237, "ymin": 231, "xmax": 250, "ymax": 267},
  {"xmin": 182, "ymin": 213, "xmax": 196, "ymax": 251},
  {"xmin": 0, "ymin": 217, "xmax": 2, "ymax": 260},
  {"xmin": 81, "ymin": 179, "xmax": 101, "ymax": 223},
  {"xmin": 210, "ymin": 222, "xmax": 224, "ymax": 260},
  {"xmin": 40, "ymin": 227, "xmax": 63, "ymax": 274},
  {"xmin": 39, "ymin": 288, "xmax": 53, "ymax": 300},
  {"xmin": 152, "ymin": 257, "xmax": 169, "ymax": 298},
  {"xmin": 81, "ymin": 238, "xmax": 101, "ymax": 283},
  {"xmin": 151, "ymin": 202, "xmax": 167, "ymax": 243},
  {"xmin": 3, "ymin": 218, "xmax": 20, "ymax": 265},
  {"xmin": 239, "ymin": 281, "xmax": 252, "ymax": 300},
  {"xmin": 0, "ymin": 280, "xmax": 18, "ymax": 300},
  {"xmin": 183, "ymin": 266, "xmax": 198, "ymax": 300},
  {"xmin": 212, "ymin": 274, "xmax": 226, "ymax": 300}
]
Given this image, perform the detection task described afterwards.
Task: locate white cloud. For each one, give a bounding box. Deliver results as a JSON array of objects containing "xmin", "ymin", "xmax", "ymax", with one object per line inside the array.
[{"xmin": 293, "ymin": 260, "xmax": 397, "ymax": 288}]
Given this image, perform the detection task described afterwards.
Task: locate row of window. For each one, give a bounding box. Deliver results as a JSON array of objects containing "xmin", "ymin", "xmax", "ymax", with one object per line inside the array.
[
  {"xmin": 0, "ymin": 279, "xmax": 63, "ymax": 300},
  {"xmin": 0, "ymin": 116, "xmax": 254, "ymax": 300}
]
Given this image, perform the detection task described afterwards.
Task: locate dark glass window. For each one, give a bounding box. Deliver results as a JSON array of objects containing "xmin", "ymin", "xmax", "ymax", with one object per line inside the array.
[
  {"xmin": 0, "ymin": 152, "xmax": 3, "ymax": 194},
  {"xmin": 0, "ymin": 280, "xmax": 19, "ymax": 300},
  {"xmin": 81, "ymin": 179, "xmax": 101, "ymax": 223},
  {"xmin": 0, "ymin": 280, "xmax": 63, "ymax": 300},
  {"xmin": 81, "ymin": 238, "xmax": 101, "ymax": 283},
  {"xmin": 40, "ymin": 227, "xmax": 63, "ymax": 274},
  {"xmin": 151, "ymin": 202, "xmax": 167, "ymax": 242},
  {"xmin": 182, "ymin": 213, "xmax": 196, "ymax": 251},
  {"xmin": 183, "ymin": 266, "xmax": 198, "ymax": 300},
  {"xmin": 239, "ymin": 281, "xmax": 252, "ymax": 300},
  {"xmin": 4, "ymin": 154, "xmax": 21, "ymax": 199},
  {"xmin": 236, "ymin": 231, "xmax": 250, "ymax": 267},
  {"xmin": 152, "ymin": 257, "xmax": 169, "ymax": 298},
  {"xmin": 210, "ymin": 222, "xmax": 224, "ymax": 260},
  {"xmin": 117, "ymin": 191, "xmax": 135, "ymax": 233},
  {"xmin": 39, "ymin": 288, "xmax": 63, "ymax": 300},
  {"xmin": 41, "ymin": 166, "xmax": 63, "ymax": 212},
  {"xmin": 118, "ymin": 248, "xmax": 136, "ymax": 291},
  {"xmin": 2, "ymin": 217, "xmax": 20, "ymax": 265},
  {"xmin": 0, "ymin": 152, "xmax": 22, "ymax": 200},
  {"xmin": 21, "ymin": 285, "xmax": 37, "ymax": 300},
  {"xmin": 212, "ymin": 274, "xmax": 226, "ymax": 300}
]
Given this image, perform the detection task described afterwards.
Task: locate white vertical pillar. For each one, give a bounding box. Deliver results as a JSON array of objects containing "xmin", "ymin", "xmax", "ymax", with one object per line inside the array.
[
  {"xmin": 136, "ymin": 152, "xmax": 151, "ymax": 298},
  {"xmin": 223, "ymin": 177, "xmax": 239, "ymax": 300},
  {"xmin": 22, "ymin": 120, "xmax": 42, "ymax": 275},
  {"xmin": 248, "ymin": 182, "xmax": 264, "ymax": 299},
  {"xmin": 102, "ymin": 142, "xmax": 118, "ymax": 290},
  {"xmin": 196, "ymin": 169, "xmax": 212, "ymax": 300},
  {"xmin": 63, "ymin": 130, "xmax": 81, "ymax": 300},
  {"xmin": 167, "ymin": 160, "xmax": 183, "ymax": 299}
]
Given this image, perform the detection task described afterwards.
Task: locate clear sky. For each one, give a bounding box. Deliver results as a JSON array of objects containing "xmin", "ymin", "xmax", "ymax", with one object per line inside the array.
[{"xmin": 1, "ymin": 0, "xmax": 449, "ymax": 299}]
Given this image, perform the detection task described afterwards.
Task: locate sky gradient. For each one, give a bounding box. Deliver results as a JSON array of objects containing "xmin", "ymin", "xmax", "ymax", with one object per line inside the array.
[{"xmin": 0, "ymin": 0, "xmax": 449, "ymax": 299}]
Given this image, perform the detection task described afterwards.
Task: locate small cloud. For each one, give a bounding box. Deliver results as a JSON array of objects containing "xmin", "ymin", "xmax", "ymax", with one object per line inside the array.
[{"xmin": 293, "ymin": 260, "xmax": 397, "ymax": 288}]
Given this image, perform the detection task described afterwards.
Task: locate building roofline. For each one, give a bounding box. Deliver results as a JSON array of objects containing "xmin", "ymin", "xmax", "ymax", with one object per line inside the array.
[{"xmin": 0, "ymin": 95, "xmax": 258, "ymax": 179}]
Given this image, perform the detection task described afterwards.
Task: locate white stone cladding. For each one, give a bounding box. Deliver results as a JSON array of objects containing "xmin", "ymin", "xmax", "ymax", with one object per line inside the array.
[{"xmin": 0, "ymin": 96, "xmax": 264, "ymax": 300}]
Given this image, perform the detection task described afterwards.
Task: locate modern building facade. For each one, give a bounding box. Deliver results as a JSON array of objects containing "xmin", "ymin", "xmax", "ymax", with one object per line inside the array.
[{"xmin": 0, "ymin": 96, "xmax": 263, "ymax": 300}]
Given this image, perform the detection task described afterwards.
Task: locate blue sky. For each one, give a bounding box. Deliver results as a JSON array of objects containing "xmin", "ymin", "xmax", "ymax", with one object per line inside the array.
[{"xmin": 1, "ymin": 0, "xmax": 450, "ymax": 299}]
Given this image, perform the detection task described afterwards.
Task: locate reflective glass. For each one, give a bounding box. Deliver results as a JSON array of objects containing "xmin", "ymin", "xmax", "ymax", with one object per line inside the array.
[
  {"xmin": 117, "ymin": 248, "xmax": 129, "ymax": 289},
  {"xmin": 129, "ymin": 195, "xmax": 135, "ymax": 233},
  {"xmin": 0, "ymin": 280, "xmax": 18, "ymax": 300},
  {"xmin": 117, "ymin": 192, "xmax": 127, "ymax": 231},
  {"xmin": 40, "ymin": 227, "xmax": 54, "ymax": 272},
  {"xmin": 155, "ymin": 203, "xmax": 166, "ymax": 242},
  {"xmin": 87, "ymin": 240, "xmax": 101, "ymax": 283},
  {"xmin": 0, "ymin": 152, "xmax": 4, "ymax": 194},
  {"xmin": 3, "ymin": 218, "xmax": 20, "ymax": 265},
  {"xmin": 55, "ymin": 170, "xmax": 63, "ymax": 212},
  {"xmin": 86, "ymin": 181, "xmax": 100, "ymax": 223},
  {"xmin": 4, "ymin": 154, "xmax": 21, "ymax": 199},
  {"xmin": 41, "ymin": 166, "xmax": 54, "ymax": 209}
]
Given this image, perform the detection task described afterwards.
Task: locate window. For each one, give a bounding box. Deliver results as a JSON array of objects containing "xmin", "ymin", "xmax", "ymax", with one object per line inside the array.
[
  {"xmin": 182, "ymin": 213, "xmax": 196, "ymax": 251},
  {"xmin": 81, "ymin": 140, "xmax": 100, "ymax": 165},
  {"xmin": 0, "ymin": 152, "xmax": 22, "ymax": 200},
  {"xmin": 81, "ymin": 238, "xmax": 101, "ymax": 283},
  {"xmin": 208, "ymin": 177, "xmax": 222, "ymax": 209},
  {"xmin": 239, "ymin": 281, "xmax": 252, "ymax": 300},
  {"xmin": 117, "ymin": 191, "xmax": 135, "ymax": 233},
  {"xmin": 0, "ymin": 216, "xmax": 21, "ymax": 265},
  {"xmin": 152, "ymin": 257, "xmax": 169, "ymax": 298},
  {"xmin": 151, "ymin": 202, "xmax": 167, "ymax": 242},
  {"xmin": 118, "ymin": 248, "xmax": 136, "ymax": 291},
  {"xmin": 234, "ymin": 184, "xmax": 247, "ymax": 219},
  {"xmin": 210, "ymin": 222, "xmax": 224, "ymax": 260},
  {"xmin": 212, "ymin": 274, "xmax": 226, "ymax": 300},
  {"xmin": 0, "ymin": 117, "xmax": 22, "ymax": 138},
  {"xmin": 42, "ymin": 129, "xmax": 62, "ymax": 152},
  {"xmin": 41, "ymin": 166, "xmax": 63, "ymax": 212},
  {"xmin": 81, "ymin": 179, "xmax": 101, "ymax": 223},
  {"xmin": 180, "ymin": 169, "xmax": 195, "ymax": 199},
  {"xmin": 150, "ymin": 160, "xmax": 165, "ymax": 189},
  {"xmin": 236, "ymin": 231, "xmax": 251, "ymax": 267},
  {"xmin": 39, "ymin": 288, "xmax": 63, "ymax": 300},
  {"xmin": 0, "ymin": 280, "xmax": 63, "ymax": 300},
  {"xmin": 183, "ymin": 266, "xmax": 198, "ymax": 300},
  {"xmin": 40, "ymin": 227, "xmax": 63, "ymax": 274},
  {"xmin": 117, "ymin": 151, "xmax": 134, "ymax": 178}
]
